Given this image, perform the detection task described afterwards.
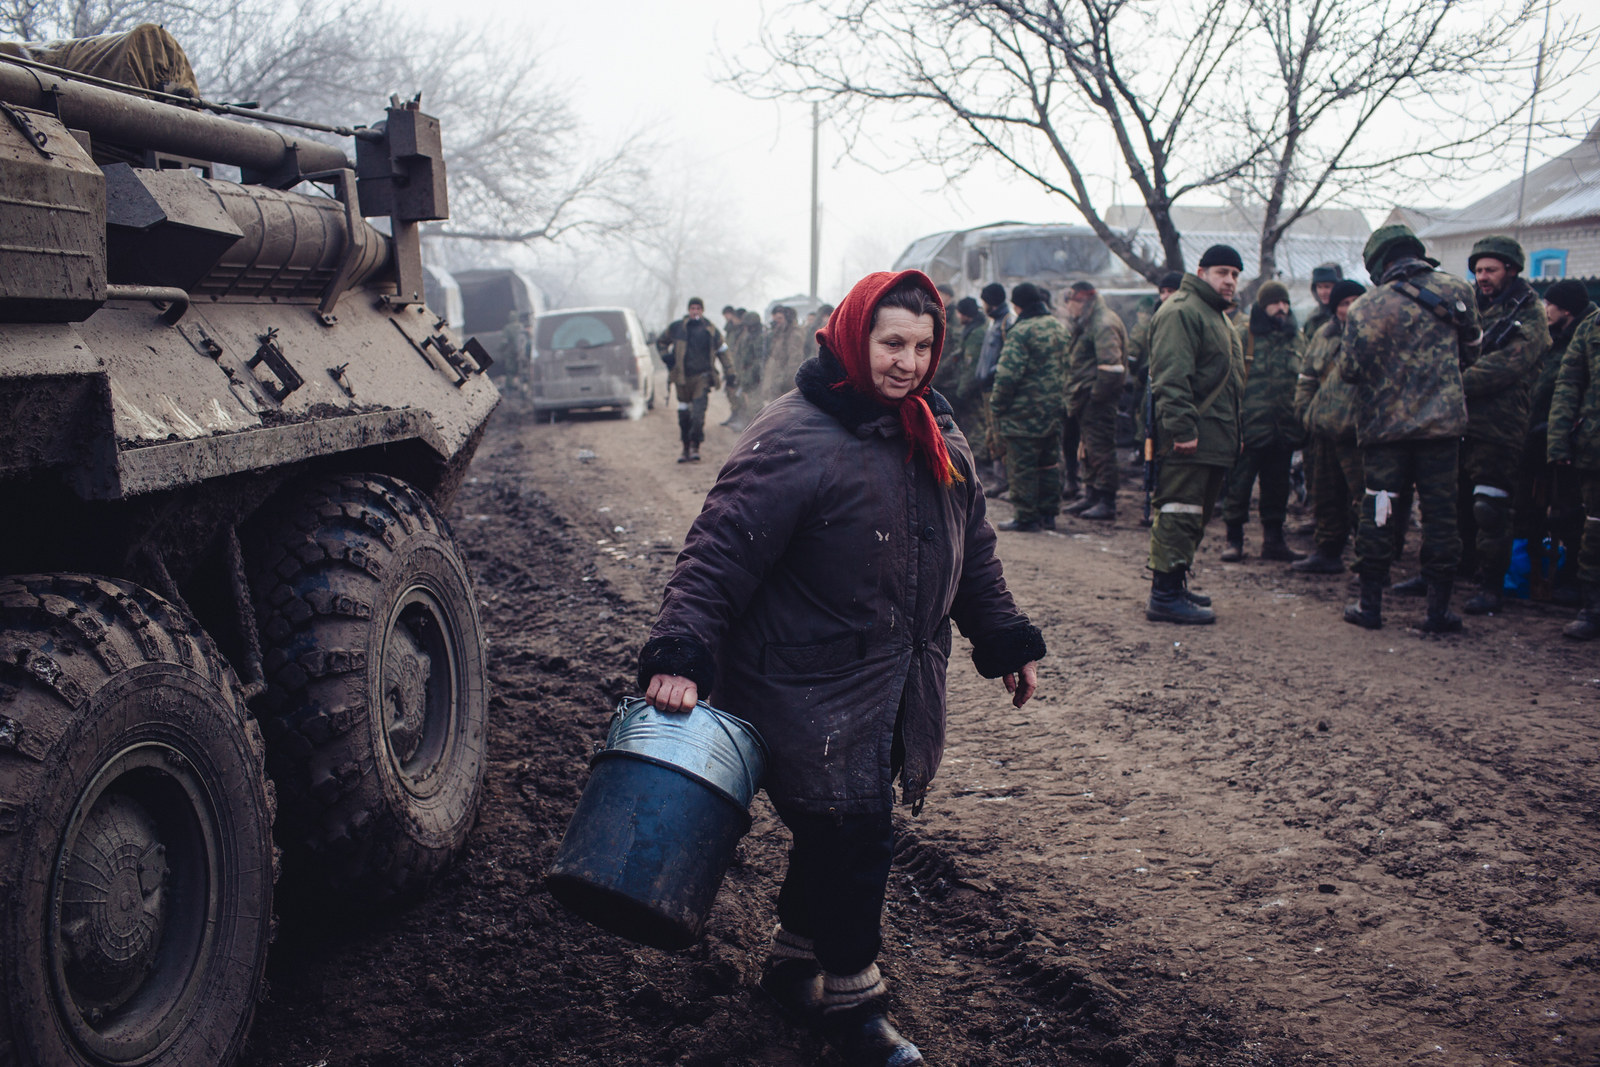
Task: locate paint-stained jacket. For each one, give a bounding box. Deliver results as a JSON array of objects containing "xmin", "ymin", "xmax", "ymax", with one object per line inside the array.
[
  {"xmin": 1295, "ymin": 318, "xmax": 1357, "ymax": 441},
  {"xmin": 1547, "ymin": 305, "xmax": 1600, "ymax": 471},
  {"xmin": 1339, "ymin": 258, "xmax": 1477, "ymax": 447},
  {"xmin": 1235, "ymin": 307, "xmax": 1304, "ymax": 448},
  {"xmin": 638, "ymin": 351, "xmax": 1044, "ymax": 813},
  {"xmin": 1148, "ymin": 272, "xmax": 1245, "ymax": 466},
  {"xmin": 990, "ymin": 312, "xmax": 1068, "ymax": 438},
  {"xmin": 1463, "ymin": 275, "xmax": 1550, "ymax": 450},
  {"xmin": 1064, "ymin": 296, "xmax": 1128, "ymax": 417}
]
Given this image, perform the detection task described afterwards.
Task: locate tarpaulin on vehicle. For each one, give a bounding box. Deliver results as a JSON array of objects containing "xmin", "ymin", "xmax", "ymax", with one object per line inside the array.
[{"xmin": 1, "ymin": 23, "xmax": 199, "ymax": 96}]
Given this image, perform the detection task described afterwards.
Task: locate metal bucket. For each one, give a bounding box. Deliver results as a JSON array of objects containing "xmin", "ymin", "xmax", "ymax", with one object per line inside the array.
[{"xmin": 546, "ymin": 697, "xmax": 767, "ymax": 951}]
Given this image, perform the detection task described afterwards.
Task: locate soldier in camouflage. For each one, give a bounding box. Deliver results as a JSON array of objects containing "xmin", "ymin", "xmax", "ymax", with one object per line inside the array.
[
  {"xmin": 1062, "ymin": 281, "xmax": 1128, "ymax": 521},
  {"xmin": 976, "ymin": 283, "xmax": 1013, "ymax": 497},
  {"xmin": 1292, "ymin": 280, "xmax": 1367, "ymax": 574},
  {"xmin": 935, "ymin": 297, "xmax": 988, "ymax": 458},
  {"xmin": 990, "ymin": 283, "xmax": 1067, "ymax": 532},
  {"xmin": 1126, "ymin": 272, "xmax": 1181, "ymax": 446},
  {"xmin": 1220, "ymin": 281, "xmax": 1306, "ymax": 562},
  {"xmin": 1546, "ymin": 282, "xmax": 1600, "ymax": 638},
  {"xmin": 1524, "ymin": 281, "xmax": 1596, "ymax": 606},
  {"xmin": 725, "ymin": 310, "xmax": 765, "ymax": 431},
  {"xmin": 764, "ymin": 306, "xmax": 805, "ymax": 405},
  {"xmin": 1144, "ymin": 246, "xmax": 1248, "ymax": 623},
  {"xmin": 1456, "ymin": 235, "xmax": 1550, "ymax": 615},
  {"xmin": 1338, "ymin": 224, "xmax": 1480, "ymax": 632},
  {"xmin": 1302, "ymin": 263, "xmax": 1344, "ymax": 342}
]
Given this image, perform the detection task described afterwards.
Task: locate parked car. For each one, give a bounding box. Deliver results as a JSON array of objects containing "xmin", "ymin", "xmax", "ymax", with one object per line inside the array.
[{"xmin": 530, "ymin": 306, "xmax": 655, "ymax": 417}]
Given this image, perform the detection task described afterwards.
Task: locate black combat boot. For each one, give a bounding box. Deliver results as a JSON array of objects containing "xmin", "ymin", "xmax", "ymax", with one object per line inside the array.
[
  {"xmin": 1462, "ymin": 563, "xmax": 1505, "ymax": 615},
  {"xmin": 1079, "ymin": 489, "xmax": 1117, "ymax": 521},
  {"xmin": 1146, "ymin": 567, "xmax": 1216, "ymax": 624},
  {"xmin": 677, "ymin": 441, "xmax": 692, "ymax": 463},
  {"xmin": 1291, "ymin": 549, "xmax": 1346, "ymax": 574},
  {"xmin": 997, "ymin": 517, "xmax": 1040, "ymax": 532},
  {"xmin": 1343, "ymin": 577, "xmax": 1384, "ymax": 629},
  {"xmin": 822, "ymin": 1000, "xmax": 923, "ymax": 1067},
  {"xmin": 1179, "ymin": 567, "xmax": 1212, "ymax": 607},
  {"xmin": 1219, "ymin": 522, "xmax": 1245, "ymax": 562},
  {"xmin": 1260, "ymin": 522, "xmax": 1306, "ymax": 562},
  {"xmin": 1563, "ymin": 583, "xmax": 1600, "ymax": 640},
  {"xmin": 1062, "ymin": 489, "xmax": 1099, "ymax": 516},
  {"xmin": 1390, "ymin": 574, "xmax": 1427, "ymax": 596},
  {"xmin": 1421, "ymin": 580, "xmax": 1464, "ymax": 633}
]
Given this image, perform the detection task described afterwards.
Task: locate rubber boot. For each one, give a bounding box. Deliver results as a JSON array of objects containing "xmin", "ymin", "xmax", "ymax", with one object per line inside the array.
[
  {"xmin": 1219, "ymin": 522, "xmax": 1245, "ymax": 562},
  {"xmin": 1390, "ymin": 574, "xmax": 1427, "ymax": 596},
  {"xmin": 1421, "ymin": 579, "xmax": 1464, "ymax": 633},
  {"xmin": 1260, "ymin": 522, "xmax": 1306, "ymax": 562},
  {"xmin": 1079, "ymin": 489, "xmax": 1117, "ymax": 521},
  {"xmin": 822, "ymin": 1000, "xmax": 924, "ymax": 1067},
  {"xmin": 1291, "ymin": 549, "xmax": 1346, "ymax": 574},
  {"xmin": 1563, "ymin": 583, "xmax": 1600, "ymax": 640},
  {"xmin": 1343, "ymin": 577, "xmax": 1384, "ymax": 629},
  {"xmin": 1062, "ymin": 488, "xmax": 1099, "ymax": 516},
  {"xmin": 760, "ymin": 958, "xmax": 824, "ymax": 1023},
  {"xmin": 1146, "ymin": 567, "xmax": 1216, "ymax": 624},
  {"xmin": 1180, "ymin": 568, "xmax": 1212, "ymax": 607}
]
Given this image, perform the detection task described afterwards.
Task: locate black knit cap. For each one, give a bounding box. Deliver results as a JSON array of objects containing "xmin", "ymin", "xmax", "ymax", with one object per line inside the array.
[
  {"xmin": 1198, "ymin": 245, "xmax": 1244, "ymax": 270},
  {"xmin": 1544, "ymin": 279, "xmax": 1590, "ymax": 316},
  {"xmin": 1158, "ymin": 271, "xmax": 1183, "ymax": 291},
  {"xmin": 955, "ymin": 296, "xmax": 981, "ymax": 318},
  {"xmin": 1070, "ymin": 280, "xmax": 1096, "ymax": 293},
  {"xmin": 981, "ymin": 282, "xmax": 1007, "ymax": 307},
  {"xmin": 1328, "ymin": 279, "xmax": 1367, "ymax": 307},
  {"xmin": 1011, "ymin": 282, "xmax": 1042, "ymax": 306}
]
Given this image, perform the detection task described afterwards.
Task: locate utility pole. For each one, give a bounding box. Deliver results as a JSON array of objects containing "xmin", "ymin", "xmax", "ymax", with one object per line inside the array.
[
  {"xmin": 1514, "ymin": 0, "xmax": 1553, "ymax": 240},
  {"xmin": 809, "ymin": 102, "xmax": 820, "ymax": 300}
]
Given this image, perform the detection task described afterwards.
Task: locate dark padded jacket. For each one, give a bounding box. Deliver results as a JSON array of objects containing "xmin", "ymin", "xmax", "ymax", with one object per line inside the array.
[{"xmin": 639, "ymin": 350, "xmax": 1044, "ymax": 814}]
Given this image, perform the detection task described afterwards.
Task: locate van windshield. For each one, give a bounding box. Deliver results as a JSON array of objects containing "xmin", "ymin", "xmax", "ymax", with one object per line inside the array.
[
  {"xmin": 993, "ymin": 234, "xmax": 1111, "ymax": 278},
  {"xmin": 539, "ymin": 313, "xmax": 624, "ymax": 350}
]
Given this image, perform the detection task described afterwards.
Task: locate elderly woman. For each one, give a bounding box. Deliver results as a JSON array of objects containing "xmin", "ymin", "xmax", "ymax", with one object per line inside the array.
[{"xmin": 638, "ymin": 270, "xmax": 1044, "ymax": 1067}]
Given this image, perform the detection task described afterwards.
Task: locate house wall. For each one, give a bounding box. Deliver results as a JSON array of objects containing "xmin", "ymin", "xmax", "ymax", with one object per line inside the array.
[{"xmin": 1423, "ymin": 222, "xmax": 1600, "ymax": 281}]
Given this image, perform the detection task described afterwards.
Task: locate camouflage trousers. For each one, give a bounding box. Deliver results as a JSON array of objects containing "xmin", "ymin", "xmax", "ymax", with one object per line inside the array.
[
  {"xmin": 1307, "ymin": 435, "xmax": 1367, "ymax": 557},
  {"xmin": 1579, "ymin": 474, "xmax": 1600, "ymax": 585},
  {"xmin": 1003, "ymin": 431, "xmax": 1062, "ymax": 524},
  {"xmin": 1355, "ymin": 439, "xmax": 1461, "ymax": 583},
  {"xmin": 676, "ymin": 374, "xmax": 712, "ymax": 445},
  {"xmin": 1456, "ymin": 437, "xmax": 1520, "ymax": 582},
  {"xmin": 1147, "ymin": 462, "xmax": 1227, "ymax": 574},
  {"xmin": 981, "ymin": 391, "xmax": 1005, "ymax": 463},
  {"xmin": 1078, "ymin": 397, "xmax": 1120, "ymax": 494},
  {"xmin": 1220, "ymin": 442, "xmax": 1295, "ymax": 527}
]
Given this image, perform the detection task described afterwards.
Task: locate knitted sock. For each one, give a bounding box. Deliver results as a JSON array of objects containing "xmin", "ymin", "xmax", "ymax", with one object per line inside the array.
[
  {"xmin": 821, "ymin": 964, "xmax": 886, "ymax": 1013},
  {"xmin": 767, "ymin": 923, "xmax": 816, "ymax": 964}
]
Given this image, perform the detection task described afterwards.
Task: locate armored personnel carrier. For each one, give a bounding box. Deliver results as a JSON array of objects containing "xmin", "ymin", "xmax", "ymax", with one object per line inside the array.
[{"xmin": 1, "ymin": 28, "xmax": 497, "ymax": 1065}]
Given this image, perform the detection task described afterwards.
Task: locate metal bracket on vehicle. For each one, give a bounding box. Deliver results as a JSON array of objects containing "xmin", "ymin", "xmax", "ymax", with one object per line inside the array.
[
  {"xmin": 327, "ymin": 363, "xmax": 355, "ymax": 397},
  {"xmin": 1, "ymin": 100, "xmax": 52, "ymax": 157},
  {"xmin": 304, "ymin": 168, "xmax": 362, "ymax": 326},
  {"xmin": 247, "ymin": 328, "xmax": 304, "ymax": 401}
]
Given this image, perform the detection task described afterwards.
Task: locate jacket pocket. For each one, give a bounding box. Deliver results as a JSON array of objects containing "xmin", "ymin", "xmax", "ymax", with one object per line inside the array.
[{"xmin": 761, "ymin": 630, "xmax": 868, "ymax": 676}]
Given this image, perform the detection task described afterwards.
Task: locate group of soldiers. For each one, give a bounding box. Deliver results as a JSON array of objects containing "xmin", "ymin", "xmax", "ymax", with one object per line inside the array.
[
  {"xmin": 654, "ymin": 298, "xmax": 830, "ymax": 461},
  {"xmin": 947, "ymin": 226, "xmax": 1600, "ymax": 640}
]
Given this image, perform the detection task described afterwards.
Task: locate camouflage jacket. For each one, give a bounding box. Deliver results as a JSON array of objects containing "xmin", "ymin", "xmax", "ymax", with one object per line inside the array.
[
  {"xmin": 763, "ymin": 322, "xmax": 806, "ymax": 400},
  {"xmin": 955, "ymin": 318, "xmax": 986, "ymax": 405},
  {"xmin": 990, "ymin": 312, "xmax": 1068, "ymax": 438},
  {"xmin": 1235, "ymin": 307, "xmax": 1304, "ymax": 448},
  {"xmin": 1530, "ymin": 302, "xmax": 1593, "ymax": 438},
  {"xmin": 1301, "ymin": 303, "xmax": 1333, "ymax": 342},
  {"xmin": 1546, "ymin": 305, "xmax": 1600, "ymax": 471},
  {"xmin": 933, "ymin": 318, "xmax": 980, "ymax": 399},
  {"xmin": 1064, "ymin": 296, "xmax": 1128, "ymax": 416},
  {"xmin": 1339, "ymin": 258, "xmax": 1476, "ymax": 446},
  {"xmin": 1295, "ymin": 318, "xmax": 1358, "ymax": 441},
  {"xmin": 1148, "ymin": 272, "xmax": 1244, "ymax": 466},
  {"xmin": 1462, "ymin": 275, "xmax": 1549, "ymax": 450}
]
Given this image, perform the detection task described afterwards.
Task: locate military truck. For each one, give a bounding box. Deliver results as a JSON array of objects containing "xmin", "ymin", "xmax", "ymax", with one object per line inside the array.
[{"xmin": 0, "ymin": 32, "xmax": 497, "ymax": 1065}]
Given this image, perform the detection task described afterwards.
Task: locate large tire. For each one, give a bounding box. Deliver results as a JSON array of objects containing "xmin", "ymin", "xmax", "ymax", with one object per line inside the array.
[
  {"xmin": 247, "ymin": 474, "xmax": 488, "ymax": 901},
  {"xmin": 0, "ymin": 574, "xmax": 275, "ymax": 1066}
]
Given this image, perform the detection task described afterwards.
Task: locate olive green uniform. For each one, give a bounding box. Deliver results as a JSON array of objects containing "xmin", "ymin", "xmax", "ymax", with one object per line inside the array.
[
  {"xmin": 1146, "ymin": 273, "xmax": 1245, "ymax": 573},
  {"xmin": 1547, "ymin": 306, "xmax": 1600, "ymax": 583},
  {"xmin": 991, "ymin": 313, "xmax": 1069, "ymax": 524},
  {"xmin": 1296, "ymin": 320, "xmax": 1366, "ymax": 559},
  {"xmin": 1064, "ymin": 296, "xmax": 1129, "ymax": 495},
  {"xmin": 1339, "ymin": 259, "xmax": 1478, "ymax": 583},
  {"xmin": 1221, "ymin": 307, "xmax": 1303, "ymax": 527}
]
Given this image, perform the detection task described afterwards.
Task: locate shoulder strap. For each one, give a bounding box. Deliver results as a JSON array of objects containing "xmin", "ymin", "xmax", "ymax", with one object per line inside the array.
[{"xmin": 1195, "ymin": 367, "xmax": 1232, "ymax": 417}]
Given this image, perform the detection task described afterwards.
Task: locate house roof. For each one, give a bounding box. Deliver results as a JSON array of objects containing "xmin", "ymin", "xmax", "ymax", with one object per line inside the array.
[{"xmin": 1405, "ymin": 121, "xmax": 1600, "ymax": 238}]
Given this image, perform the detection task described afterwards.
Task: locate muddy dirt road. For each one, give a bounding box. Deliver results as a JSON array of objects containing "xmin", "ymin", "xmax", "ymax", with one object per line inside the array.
[{"xmin": 242, "ymin": 378, "xmax": 1599, "ymax": 1066}]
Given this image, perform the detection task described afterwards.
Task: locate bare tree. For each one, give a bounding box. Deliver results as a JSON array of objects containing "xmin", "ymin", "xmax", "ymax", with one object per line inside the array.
[
  {"xmin": 738, "ymin": 0, "xmax": 1592, "ymax": 282},
  {"xmin": 2, "ymin": 0, "xmax": 653, "ymax": 245}
]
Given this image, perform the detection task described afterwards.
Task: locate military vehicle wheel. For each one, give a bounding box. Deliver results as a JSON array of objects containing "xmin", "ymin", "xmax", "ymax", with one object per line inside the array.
[
  {"xmin": 248, "ymin": 474, "xmax": 487, "ymax": 902},
  {"xmin": 0, "ymin": 574, "xmax": 275, "ymax": 1067}
]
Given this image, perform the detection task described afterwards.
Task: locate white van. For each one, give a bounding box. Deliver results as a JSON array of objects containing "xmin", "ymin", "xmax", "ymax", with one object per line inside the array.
[{"xmin": 529, "ymin": 306, "xmax": 655, "ymax": 418}]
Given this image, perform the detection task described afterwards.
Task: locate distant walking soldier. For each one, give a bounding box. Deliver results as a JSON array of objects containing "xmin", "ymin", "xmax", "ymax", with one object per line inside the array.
[
  {"xmin": 663, "ymin": 297, "xmax": 734, "ymax": 463},
  {"xmin": 1301, "ymin": 263, "xmax": 1344, "ymax": 342},
  {"xmin": 1220, "ymin": 281, "xmax": 1306, "ymax": 562},
  {"xmin": 763, "ymin": 306, "xmax": 806, "ymax": 404},
  {"xmin": 990, "ymin": 283, "xmax": 1067, "ymax": 532},
  {"xmin": 725, "ymin": 309, "xmax": 765, "ymax": 431},
  {"xmin": 1338, "ymin": 224, "xmax": 1480, "ymax": 631},
  {"xmin": 1456, "ymin": 236, "xmax": 1550, "ymax": 615},
  {"xmin": 1546, "ymin": 283, "xmax": 1600, "ymax": 638},
  {"xmin": 1062, "ymin": 281, "xmax": 1127, "ymax": 521},
  {"xmin": 1525, "ymin": 281, "xmax": 1597, "ymax": 604},
  {"xmin": 1292, "ymin": 279, "xmax": 1367, "ymax": 574},
  {"xmin": 1144, "ymin": 246, "xmax": 1247, "ymax": 623}
]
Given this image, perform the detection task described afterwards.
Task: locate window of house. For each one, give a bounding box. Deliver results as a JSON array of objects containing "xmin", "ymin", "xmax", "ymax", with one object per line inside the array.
[{"xmin": 1529, "ymin": 249, "xmax": 1568, "ymax": 279}]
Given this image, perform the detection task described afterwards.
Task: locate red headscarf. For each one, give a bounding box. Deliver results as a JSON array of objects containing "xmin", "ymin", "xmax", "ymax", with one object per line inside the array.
[{"xmin": 817, "ymin": 269, "xmax": 964, "ymax": 487}]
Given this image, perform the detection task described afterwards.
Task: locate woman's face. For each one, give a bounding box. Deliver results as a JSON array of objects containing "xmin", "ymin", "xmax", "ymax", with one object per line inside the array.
[{"xmin": 868, "ymin": 307, "xmax": 935, "ymax": 401}]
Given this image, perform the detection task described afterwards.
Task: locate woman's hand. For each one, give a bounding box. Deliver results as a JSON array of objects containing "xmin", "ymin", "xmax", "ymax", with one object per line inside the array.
[
  {"xmin": 1003, "ymin": 662, "xmax": 1038, "ymax": 708},
  {"xmin": 646, "ymin": 673, "xmax": 698, "ymax": 713}
]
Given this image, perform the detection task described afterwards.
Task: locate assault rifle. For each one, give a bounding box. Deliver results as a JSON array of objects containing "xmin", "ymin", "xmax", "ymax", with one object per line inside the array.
[
  {"xmin": 1480, "ymin": 285, "xmax": 1536, "ymax": 354},
  {"xmin": 1141, "ymin": 371, "xmax": 1157, "ymax": 527}
]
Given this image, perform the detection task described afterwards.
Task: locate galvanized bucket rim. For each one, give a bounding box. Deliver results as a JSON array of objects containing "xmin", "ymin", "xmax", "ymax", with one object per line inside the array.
[{"xmin": 604, "ymin": 696, "xmax": 768, "ymax": 804}]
